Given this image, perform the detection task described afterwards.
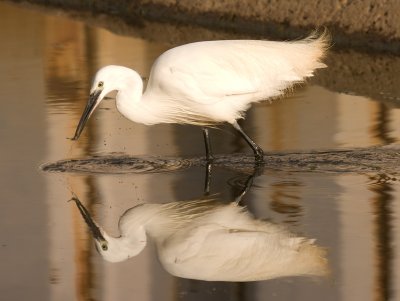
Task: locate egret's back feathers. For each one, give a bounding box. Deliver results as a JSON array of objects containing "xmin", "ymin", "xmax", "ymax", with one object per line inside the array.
[{"xmin": 143, "ymin": 32, "xmax": 329, "ymax": 124}]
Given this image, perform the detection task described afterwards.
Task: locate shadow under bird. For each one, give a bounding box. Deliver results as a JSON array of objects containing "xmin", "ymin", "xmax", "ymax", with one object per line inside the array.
[
  {"xmin": 72, "ymin": 32, "xmax": 328, "ymax": 163},
  {"xmin": 71, "ymin": 196, "xmax": 328, "ymax": 282}
]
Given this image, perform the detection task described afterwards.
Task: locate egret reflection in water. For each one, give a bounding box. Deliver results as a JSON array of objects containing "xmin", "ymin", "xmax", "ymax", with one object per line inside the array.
[{"xmin": 72, "ymin": 195, "xmax": 328, "ymax": 282}]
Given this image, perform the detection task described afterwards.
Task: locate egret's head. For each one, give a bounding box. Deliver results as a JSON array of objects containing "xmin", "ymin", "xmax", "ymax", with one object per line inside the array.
[
  {"xmin": 71, "ymin": 195, "xmax": 147, "ymax": 263},
  {"xmin": 72, "ymin": 65, "xmax": 134, "ymax": 140},
  {"xmin": 93, "ymin": 228, "xmax": 147, "ymax": 263}
]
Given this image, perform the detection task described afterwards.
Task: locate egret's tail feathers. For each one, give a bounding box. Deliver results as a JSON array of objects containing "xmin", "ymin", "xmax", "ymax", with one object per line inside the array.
[
  {"xmin": 289, "ymin": 29, "xmax": 330, "ymax": 78},
  {"xmin": 292, "ymin": 237, "xmax": 330, "ymax": 277},
  {"xmin": 253, "ymin": 30, "xmax": 330, "ymax": 104}
]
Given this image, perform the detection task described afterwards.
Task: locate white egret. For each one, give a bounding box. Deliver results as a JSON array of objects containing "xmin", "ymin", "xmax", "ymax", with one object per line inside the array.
[
  {"xmin": 72, "ymin": 196, "xmax": 328, "ymax": 281},
  {"xmin": 72, "ymin": 32, "xmax": 329, "ymax": 163}
]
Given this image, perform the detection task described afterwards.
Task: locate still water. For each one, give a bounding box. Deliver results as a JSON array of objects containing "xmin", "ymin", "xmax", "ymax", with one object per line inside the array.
[{"xmin": 1, "ymin": 2, "xmax": 400, "ymax": 301}]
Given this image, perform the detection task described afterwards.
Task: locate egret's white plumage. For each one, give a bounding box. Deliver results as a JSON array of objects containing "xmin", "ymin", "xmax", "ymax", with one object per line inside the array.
[
  {"xmin": 73, "ymin": 197, "xmax": 328, "ymax": 281},
  {"xmin": 73, "ymin": 32, "xmax": 329, "ymax": 162}
]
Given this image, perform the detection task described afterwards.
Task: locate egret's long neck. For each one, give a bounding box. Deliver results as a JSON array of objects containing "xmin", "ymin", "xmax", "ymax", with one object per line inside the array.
[
  {"xmin": 115, "ymin": 71, "xmax": 161, "ymax": 125},
  {"xmin": 118, "ymin": 71, "xmax": 143, "ymax": 102},
  {"xmin": 121, "ymin": 203, "xmax": 182, "ymax": 243}
]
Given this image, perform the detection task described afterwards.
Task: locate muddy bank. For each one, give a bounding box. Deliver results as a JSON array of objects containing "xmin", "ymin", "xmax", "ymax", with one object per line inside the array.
[
  {"xmin": 10, "ymin": 0, "xmax": 400, "ymax": 53},
  {"xmin": 316, "ymin": 50, "xmax": 400, "ymax": 107}
]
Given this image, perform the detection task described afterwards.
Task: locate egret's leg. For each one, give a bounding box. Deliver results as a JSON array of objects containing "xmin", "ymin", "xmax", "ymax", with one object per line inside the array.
[
  {"xmin": 234, "ymin": 173, "xmax": 254, "ymax": 204},
  {"xmin": 232, "ymin": 121, "xmax": 264, "ymax": 163},
  {"xmin": 234, "ymin": 165, "xmax": 264, "ymax": 204},
  {"xmin": 202, "ymin": 127, "xmax": 214, "ymax": 161},
  {"xmin": 204, "ymin": 162, "xmax": 212, "ymax": 196}
]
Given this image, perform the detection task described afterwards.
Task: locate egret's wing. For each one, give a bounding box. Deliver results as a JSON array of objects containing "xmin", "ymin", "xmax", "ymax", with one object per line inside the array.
[
  {"xmin": 147, "ymin": 37, "xmax": 327, "ymax": 105},
  {"xmin": 160, "ymin": 225, "xmax": 326, "ymax": 281},
  {"xmin": 147, "ymin": 44, "xmax": 252, "ymax": 103},
  {"xmin": 162, "ymin": 223, "xmax": 301, "ymax": 265},
  {"xmin": 162, "ymin": 225, "xmax": 252, "ymax": 263}
]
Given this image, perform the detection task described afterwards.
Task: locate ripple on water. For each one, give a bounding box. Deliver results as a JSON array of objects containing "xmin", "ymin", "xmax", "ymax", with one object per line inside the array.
[
  {"xmin": 40, "ymin": 146, "xmax": 400, "ymax": 175},
  {"xmin": 41, "ymin": 156, "xmax": 199, "ymax": 174}
]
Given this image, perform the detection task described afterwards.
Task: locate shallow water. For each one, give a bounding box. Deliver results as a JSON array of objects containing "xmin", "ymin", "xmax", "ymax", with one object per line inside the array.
[{"xmin": 1, "ymin": 2, "xmax": 400, "ymax": 301}]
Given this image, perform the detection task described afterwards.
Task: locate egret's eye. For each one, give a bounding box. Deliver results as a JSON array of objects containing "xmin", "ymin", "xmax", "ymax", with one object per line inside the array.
[
  {"xmin": 98, "ymin": 81, "xmax": 104, "ymax": 88},
  {"xmin": 101, "ymin": 243, "xmax": 108, "ymax": 251}
]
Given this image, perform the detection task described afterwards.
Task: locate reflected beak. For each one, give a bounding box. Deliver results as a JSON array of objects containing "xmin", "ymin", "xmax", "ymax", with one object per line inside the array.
[
  {"xmin": 70, "ymin": 195, "xmax": 106, "ymax": 243},
  {"xmin": 72, "ymin": 89, "xmax": 102, "ymax": 140}
]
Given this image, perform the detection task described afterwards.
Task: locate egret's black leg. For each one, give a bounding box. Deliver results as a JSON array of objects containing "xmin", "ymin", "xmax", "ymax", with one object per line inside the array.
[
  {"xmin": 234, "ymin": 165, "xmax": 264, "ymax": 204},
  {"xmin": 232, "ymin": 121, "xmax": 264, "ymax": 164},
  {"xmin": 204, "ymin": 162, "xmax": 212, "ymax": 196},
  {"xmin": 202, "ymin": 127, "xmax": 214, "ymax": 162},
  {"xmin": 234, "ymin": 173, "xmax": 254, "ymax": 204}
]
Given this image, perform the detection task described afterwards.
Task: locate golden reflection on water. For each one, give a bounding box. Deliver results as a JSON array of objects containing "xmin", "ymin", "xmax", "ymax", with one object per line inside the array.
[
  {"xmin": 1, "ymin": 2, "xmax": 400, "ymax": 301},
  {"xmin": 370, "ymin": 182, "xmax": 394, "ymax": 301}
]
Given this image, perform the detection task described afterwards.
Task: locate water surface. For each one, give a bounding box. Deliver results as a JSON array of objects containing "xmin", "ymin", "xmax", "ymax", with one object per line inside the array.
[{"xmin": 1, "ymin": 2, "xmax": 400, "ymax": 301}]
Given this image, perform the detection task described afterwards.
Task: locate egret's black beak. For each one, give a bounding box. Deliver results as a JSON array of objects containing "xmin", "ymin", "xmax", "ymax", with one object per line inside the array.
[
  {"xmin": 70, "ymin": 195, "xmax": 106, "ymax": 243},
  {"xmin": 72, "ymin": 89, "xmax": 102, "ymax": 140}
]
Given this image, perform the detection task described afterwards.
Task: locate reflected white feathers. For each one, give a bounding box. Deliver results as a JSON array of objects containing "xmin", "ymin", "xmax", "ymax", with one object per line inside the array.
[
  {"xmin": 72, "ymin": 32, "xmax": 329, "ymax": 163},
  {"xmin": 73, "ymin": 197, "xmax": 328, "ymax": 281}
]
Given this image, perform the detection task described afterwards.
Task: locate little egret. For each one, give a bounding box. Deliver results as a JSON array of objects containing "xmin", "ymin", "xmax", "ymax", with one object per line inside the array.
[
  {"xmin": 73, "ymin": 32, "xmax": 328, "ymax": 163},
  {"xmin": 72, "ymin": 196, "xmax": 328, "ymax": 281}
]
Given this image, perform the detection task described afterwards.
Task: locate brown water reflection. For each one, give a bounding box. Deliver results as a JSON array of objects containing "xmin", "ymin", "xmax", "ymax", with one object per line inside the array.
[{"xmin": 1, "ymin": 2, "xmax": 400, "ymax": 301}]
